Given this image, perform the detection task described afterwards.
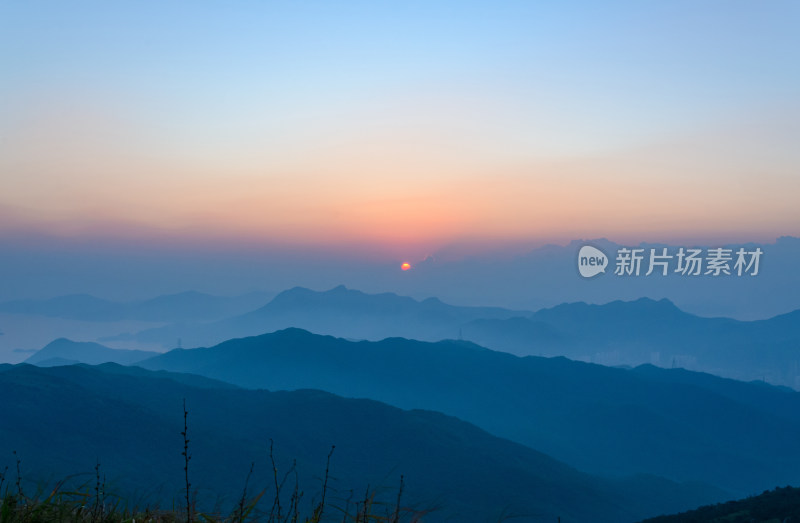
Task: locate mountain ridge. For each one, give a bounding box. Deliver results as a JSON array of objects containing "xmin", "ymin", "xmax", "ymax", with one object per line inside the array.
[
  {"xmin": 134, "ymin": 328, "xmax": 800, "ymax": 496},
  {"xmin": 0, "ymin": 362, "xmax": 723, "ymax": 522},
  {"xmin": 102, "ymin": 287, "xmax": 800, "ymax": 388}
]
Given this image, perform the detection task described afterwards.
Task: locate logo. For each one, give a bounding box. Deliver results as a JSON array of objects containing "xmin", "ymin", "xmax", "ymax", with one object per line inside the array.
[
  {"xmin": 578, "ymin": 245, "xmax": 608, "ymax": 278},
  {"xmin": 576, "ymin": 244, "xmax": 762, "ymax": 279}
]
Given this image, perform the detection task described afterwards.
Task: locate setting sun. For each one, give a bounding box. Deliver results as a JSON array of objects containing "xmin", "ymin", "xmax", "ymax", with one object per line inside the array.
[{"xmin": 401, "ymin": 262, "xmax": 411, "ymax": 271}]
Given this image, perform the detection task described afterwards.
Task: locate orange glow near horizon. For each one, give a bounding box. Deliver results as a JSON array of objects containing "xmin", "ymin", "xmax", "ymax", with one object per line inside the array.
[
  {"xmin": 401, "ymin": 263, "xmax": 411, "ymax": 271},
  {"xmin": 1, "ymin": 88, "xmax": 798, "ymax": 253},
  {"xmin": 0, "ymin": 162, "xmax": 794, "ymax": 258},
  {"xmin": 1, "ymin": 3, "xmax": 799, "ymax": 262}
]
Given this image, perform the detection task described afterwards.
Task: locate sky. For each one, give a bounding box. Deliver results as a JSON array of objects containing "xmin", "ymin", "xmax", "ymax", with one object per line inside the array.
[{"xmin": 1, "ymin": 1, "xmax": 799, "ymax": 294}]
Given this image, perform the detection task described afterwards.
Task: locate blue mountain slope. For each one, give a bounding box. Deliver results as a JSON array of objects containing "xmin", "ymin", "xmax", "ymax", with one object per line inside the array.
[
  {"xmin": 136, "ymin": 328, "xmax": 800, "ymax": 496},
  {"xmin": 105, "ymin": 287, "xmax": 800, "ymax": 388},
  {"xmin": 0, "ymin": 363, "xmax": 721, "ymax": 522}
]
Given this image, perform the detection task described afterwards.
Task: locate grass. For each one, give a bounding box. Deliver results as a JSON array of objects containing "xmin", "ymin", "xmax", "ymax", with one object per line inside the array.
[
  {"xmin": 0, "ymin": 399, "xmax": 427, "ymax": 523},
  {"xmin": 0, "ymin": 476, "xmax": 423, "ymax": 523}
]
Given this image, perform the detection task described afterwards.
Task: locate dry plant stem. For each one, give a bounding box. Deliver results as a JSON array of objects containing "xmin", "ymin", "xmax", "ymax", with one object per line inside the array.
[
  {"xmin": 13, "ymin": 450, "xmax": 22, "ymax": 498},
  {"xmin": 392, "ymin": 475, "xmax": 404, "ymax": 523},
  {"xmin": 317, "ymin": 445, "xmax": 335, "ymax": 522},
  {"xmin": 235, "ymin": 462, "xmax": 254, "ymax": 523},
  {"xmin": 269, "ymin": 438, "xmax": 281, "ymax": 522},
  {"xmin": 181, "ymin": 398, "xmax": 192, "ymax": 523}
]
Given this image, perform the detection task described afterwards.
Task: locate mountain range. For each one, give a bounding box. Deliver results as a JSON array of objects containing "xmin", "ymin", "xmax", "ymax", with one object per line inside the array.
[
  {"xmin": 131, "ymin": 329, "xmax": 800, "ymax": 495},
  {"xmin": 0, "ymin": 362, "xmax": 720, "ymax": 522},
  {"xmin": 463, "ymin": 297, "xmax": 800, "ymax": 387},
  {"xmin": 102, "ymin": 286, "xmax": 800, "ymax": 388},
  {"xmin": 402, "ymin": 236, "xmax": 800, "ymax": 320},
  {"xmin": 6, "ymin": 236, "xmax": 798, "ymax": 321},
  {"xmin": 104, "ymin": 285, "xmax": 525, "ymax": 348},
  {"xmin": 33, "ymin": 328, "xmax": 797, "ymax": 498}
]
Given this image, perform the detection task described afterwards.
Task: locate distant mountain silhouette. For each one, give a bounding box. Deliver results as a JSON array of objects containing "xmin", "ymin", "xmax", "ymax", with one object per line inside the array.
[
  {"xmin": 0, "ymin": 291, "xmax": 272, "ymax": 323},
  {"xmin": 463, "ymin": 297, "xmax": 800, "ymax": 387},
  {"xmin": 104, "ymin": 285, "xmax": 529, "ymax": 348},
  {"xmin": 404, "ymin": 236, "xmax": 800, "ymax": 320},
  {"xmin": 0, "ymin": 363, "xmax": 720, "ymax": 522},
  {"xmin": 3, "ymin": 237, "xmax": 798, "ymax": 320},
  {"xmin": 106, "ymin": 287, "xmax": 800, "ymax": 388},
  {"xmin": 25, "ymin": 338, "xmax": 160, "ymax": 366},
  {"xmin": 135, "ymin": 329, "xmax": 800, "ymax": 496}
]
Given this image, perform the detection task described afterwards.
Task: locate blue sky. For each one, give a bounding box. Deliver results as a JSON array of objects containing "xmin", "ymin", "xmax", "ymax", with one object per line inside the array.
[{"xmin": 1, "ymin": 1, "xmax": 798, "ymax": 262}]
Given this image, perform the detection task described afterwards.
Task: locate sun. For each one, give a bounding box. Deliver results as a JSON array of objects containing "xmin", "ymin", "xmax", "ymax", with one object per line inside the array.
[{"xmin": 401, "ymin": 262, "xmax": 411, "ymax": 271}]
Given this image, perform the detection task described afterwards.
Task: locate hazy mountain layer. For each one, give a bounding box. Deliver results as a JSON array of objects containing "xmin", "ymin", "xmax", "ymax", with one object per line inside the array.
[
  {"xmin": 103, "ymin": 286, "xmax": 800, "ymax": 388},
  {"xmin": 0, "ymin": 363, "xmax": 720, "ymax": 522},
  {"xmin": 134, "ymin": 328, "xmax": 800, "ymax": 495}
]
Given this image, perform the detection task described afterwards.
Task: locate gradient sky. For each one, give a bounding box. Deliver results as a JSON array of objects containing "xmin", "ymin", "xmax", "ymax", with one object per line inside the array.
[{"xmin": 1, "ymin": 1, "xmax": 799, "ymax": 261}]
